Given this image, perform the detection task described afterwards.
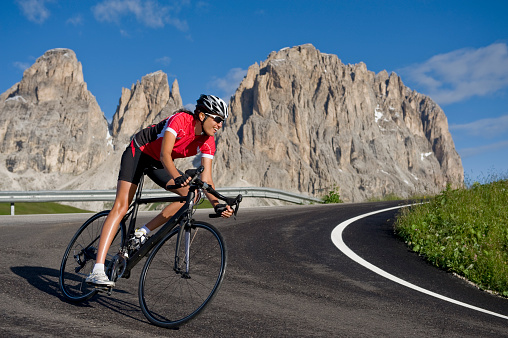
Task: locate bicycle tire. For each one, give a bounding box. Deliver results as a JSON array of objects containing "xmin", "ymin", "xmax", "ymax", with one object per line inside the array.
[
  {"xmin": 139, "ymin": 221, "xmax": 227, "ymax": 328},
  {"xmin": 59, "ymin": 210, "xmax": 125, "ymax": 302}
]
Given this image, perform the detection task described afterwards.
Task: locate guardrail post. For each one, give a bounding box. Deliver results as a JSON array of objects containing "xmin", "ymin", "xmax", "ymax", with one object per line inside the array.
[{"xmin": 11, "ymin": 203, "xmax": 15, "ymax": 216}]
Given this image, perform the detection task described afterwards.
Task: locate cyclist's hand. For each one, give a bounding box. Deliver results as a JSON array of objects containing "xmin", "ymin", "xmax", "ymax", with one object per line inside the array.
[
  {"xmin": 214, "ymin": 204, "xmax": 234, "ymax": 218},
  {"xmin": 172, "ymin": 174, "xmax": 191, "ymax": 188},
  {"xmin": 222, "ymin": 205, "xmax": 233, "ymax": 218}
]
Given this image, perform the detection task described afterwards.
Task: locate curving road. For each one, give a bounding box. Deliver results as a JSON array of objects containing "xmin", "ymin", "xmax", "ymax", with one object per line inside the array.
[{"xmin": 1, "ymin": 201, "xmax": 507, "ymax": 337}]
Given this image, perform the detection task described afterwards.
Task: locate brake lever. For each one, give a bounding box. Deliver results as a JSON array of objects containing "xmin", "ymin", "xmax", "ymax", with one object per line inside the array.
[
  {"xmin": 231, "ymin": 195, "xmax": 242, "ymax": 219},
  {"xmin": 208, "ymin": 195, "xmax": 242, "ymax": 219},
  {"xmin": 233, "ymin": 201, "xmax": 240, "ymax": 217},
  {"xmin": 185, "ymin": 165, "xmax": 204, "ymax": 185}
]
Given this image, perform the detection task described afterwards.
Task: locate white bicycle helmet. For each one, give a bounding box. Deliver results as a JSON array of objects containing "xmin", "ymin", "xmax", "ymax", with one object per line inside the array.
[{"xmin": 196, "ymin": 94, "xmax": 229, "ymax": 119}]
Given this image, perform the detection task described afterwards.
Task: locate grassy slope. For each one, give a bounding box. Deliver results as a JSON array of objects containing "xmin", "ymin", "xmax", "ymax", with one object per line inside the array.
[
  {"xmin": 0, "ymin": 202, "xmax": 91, "ymax": 215},
  {"xmin": 394, "ymin": 180, "xmax": 508, "ymax": 297}
]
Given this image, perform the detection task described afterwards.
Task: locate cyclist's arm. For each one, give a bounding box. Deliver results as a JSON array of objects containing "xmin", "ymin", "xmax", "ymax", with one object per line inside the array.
[
  {"xmin": 201, "ymin": 157, "xmax": 233, "ymax": 217},
  {"xmin": 160, "ymin": 131, "xmax": 186, "ymax": 184}
]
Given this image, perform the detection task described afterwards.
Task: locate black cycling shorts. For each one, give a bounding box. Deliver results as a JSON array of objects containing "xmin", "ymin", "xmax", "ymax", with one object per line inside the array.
[{"xmin": 118, "ymin": 141, "xmax": 174, "ymax": 188}]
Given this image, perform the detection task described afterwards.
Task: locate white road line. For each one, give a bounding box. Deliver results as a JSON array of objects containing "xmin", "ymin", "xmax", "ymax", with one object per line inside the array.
[{"xmin": 330, "ymin": 204, "xmax": 508, "ymax": 320}]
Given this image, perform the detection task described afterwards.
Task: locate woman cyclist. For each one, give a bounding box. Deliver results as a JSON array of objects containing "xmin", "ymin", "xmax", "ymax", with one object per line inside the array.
[{"xmin": 86, "ymin": 94, "xmax": 233, "ymax": 287}]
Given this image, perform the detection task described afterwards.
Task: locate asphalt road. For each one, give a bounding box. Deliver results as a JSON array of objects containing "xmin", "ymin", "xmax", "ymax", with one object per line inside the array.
[{"xmin": 1, "ymin": 202, "xmax": 507, "ymax": 337}]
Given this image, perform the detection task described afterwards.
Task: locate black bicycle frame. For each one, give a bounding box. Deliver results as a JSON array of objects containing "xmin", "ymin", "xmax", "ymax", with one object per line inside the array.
[{"xmin": 122, "ymin": 185, "xmax": 197, "ymax": 276}]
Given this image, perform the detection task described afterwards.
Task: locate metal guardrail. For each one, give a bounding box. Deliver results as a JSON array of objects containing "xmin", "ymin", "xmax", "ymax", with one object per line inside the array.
[{"xmin": 0, "ymin": 187, "xmax": 323, "ymax": 215}]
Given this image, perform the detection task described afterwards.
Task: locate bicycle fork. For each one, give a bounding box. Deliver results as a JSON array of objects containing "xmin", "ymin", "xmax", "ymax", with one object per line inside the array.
[
  {"xmin": 174, "ymin": 221, "xmax": 193, "ymax": 279},
  {"xmin": 173, "ymin": 190, "xmax": 199, "ymax": 279}
]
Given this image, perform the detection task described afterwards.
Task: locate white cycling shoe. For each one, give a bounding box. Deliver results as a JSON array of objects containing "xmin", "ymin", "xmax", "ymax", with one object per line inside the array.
[{"xmin": 85, "ymin": 271, "xmax": 115, "ymax": 287}]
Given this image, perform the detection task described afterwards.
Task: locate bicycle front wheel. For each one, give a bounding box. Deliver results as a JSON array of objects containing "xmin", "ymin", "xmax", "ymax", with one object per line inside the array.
[
  {"xmin": 59, "ymin": 210, "xmax": 125, "ymax": 302},
  {"xmin": 139, "ymin": 221, "xmax": 227, "ymax": 328}
]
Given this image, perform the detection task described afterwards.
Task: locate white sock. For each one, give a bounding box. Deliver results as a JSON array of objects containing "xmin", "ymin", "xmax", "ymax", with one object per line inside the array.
[
  {"xmin": 93, "ymin": 263, "xmax": 105, "ymax": 274},
  {"xmin": 140, "ymin": 225, "xmax": 150, "ymax": 235}
]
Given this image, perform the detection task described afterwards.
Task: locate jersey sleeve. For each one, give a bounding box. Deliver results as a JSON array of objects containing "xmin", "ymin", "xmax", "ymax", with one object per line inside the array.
[
  {"xmin": 165, "ymin": 113, "xmax": 187, "ymax": 138},
  {"xmin": 200, "ymin": 137, "xmax": 216, "ymax": 159}
]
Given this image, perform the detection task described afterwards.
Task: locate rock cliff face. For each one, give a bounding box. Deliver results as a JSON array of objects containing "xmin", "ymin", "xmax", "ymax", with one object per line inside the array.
[
  {"xmin": 0, "ymin": 49, "xmax": 111, "ymax": 177},
  {"xmin": 0, "ymin": 45, "xmax": 463, "ymax": 204},
  {"xmin": 111, "ymin": 71, "xmax": 182, "ymax": 147},
  {"xmin": 213, "ymin": 44, "xmax": 463, "ymax": 201}
]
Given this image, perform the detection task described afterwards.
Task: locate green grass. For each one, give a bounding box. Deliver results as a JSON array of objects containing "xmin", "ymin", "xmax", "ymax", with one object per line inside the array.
[
  {"xmin": 0, "ymin": 202, "xmax": 92, "ymax": 215},
  {"xmin": 367, "ymin": 193, "xmax": 404, "ymax": 202},
  {"xmin": 394, "ymin": 179, "xmax": 508, "ymax": 297}
]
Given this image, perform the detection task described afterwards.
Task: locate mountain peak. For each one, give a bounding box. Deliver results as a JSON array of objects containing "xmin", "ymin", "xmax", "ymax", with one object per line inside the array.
[
  {"xmin": 0, "ymin": 48, "xmax": 108, "ymax": 179},
  {"xmin": 216, "ymin": 45, "xmax": 463, "ymax": 201}
]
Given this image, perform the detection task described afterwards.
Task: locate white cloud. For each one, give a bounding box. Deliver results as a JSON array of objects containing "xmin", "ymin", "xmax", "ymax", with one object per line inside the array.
[
  {"xmin": 450, "ymin": 114, "xmax": 508, "ymax": 138},
  {"xmin": 156, "ymin": 56, "xmax": 171, "ymax": 66},
  {"xmin": 66, "ymin": 14, "xmax": 84, "ymax": 26},
  {"xmin": 184, "ymin": 103, "xmax": 196, "ymax": 111},
  {"xmin": 400, "ymin": 43, "xmax": 508, "ymax": 105},
  {"xmin": 196, "ymin": 1, "xmax": 210, "ymax": 10},
  {"xmin": 459, "ymin": 140, "xmax": 508, "ymax": 158},
  {"xmin": 208, "ymin": 68, "xmax": 248, "ymax": 100},
  {"xmin": 92, "ymin": 0, "xmax": 188, "ymax": 31},
  {"xmin": 13, "ymin": 61, "xmax": 31, "ymax": 71},
  {"xmin": 16, "ymin": 0, "xmax": 52, "ymax": 24}
]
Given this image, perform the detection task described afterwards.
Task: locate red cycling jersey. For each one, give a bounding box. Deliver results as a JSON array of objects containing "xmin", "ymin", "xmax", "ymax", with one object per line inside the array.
[{"xmin": 133, "ymin": 112, "xmax": 215, "ymax": 161}]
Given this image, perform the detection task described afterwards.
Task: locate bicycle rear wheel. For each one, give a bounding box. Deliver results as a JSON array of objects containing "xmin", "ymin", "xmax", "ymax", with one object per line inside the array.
[
  {"xmin": 59, "ymin": 210, "xmax": 125, "ymax": 302},
  {"xmin": 139, "ymin": 221, "xmax": 227, "ymax": 328}
]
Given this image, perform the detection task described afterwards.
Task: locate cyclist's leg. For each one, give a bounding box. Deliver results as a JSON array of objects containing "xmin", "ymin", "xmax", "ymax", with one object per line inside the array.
[
  {"xmin": 87, "ymin": 142, "xmax": 143, "ymax": 286},
  {"xmin": 95, "ymin": 180, "xmax": 137, "ymax": 264},
  {"xmin": 144, "ymin": 184, "xmax": 189, "ymax": 231},
  {"xmin": 144, "ymin": 167, "xmax": 193, "ymax": 232},
  {"xmin": 86, "ymin": 180, "xmax": 137, "ymax": 287}
]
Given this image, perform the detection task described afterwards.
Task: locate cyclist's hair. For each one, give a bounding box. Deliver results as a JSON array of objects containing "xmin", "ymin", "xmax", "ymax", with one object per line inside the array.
[{"xmin": 174, "ymin": 108, "xmax": 197, "ymax": 119}]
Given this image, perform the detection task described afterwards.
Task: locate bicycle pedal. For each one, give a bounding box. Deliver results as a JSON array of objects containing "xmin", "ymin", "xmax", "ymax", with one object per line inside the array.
[{"xmin": 94, "ymin": 285, "xmax": 113, "ymax": 295}]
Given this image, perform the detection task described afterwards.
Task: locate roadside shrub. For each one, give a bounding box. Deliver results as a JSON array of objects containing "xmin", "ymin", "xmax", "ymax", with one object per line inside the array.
[
  {"xmin": 394, "ymin": 179, "xmax": 508, "ymax": 297},
  {"xmin": 322, "ymin": 185, "xmax": 343, "ymax": 204}
]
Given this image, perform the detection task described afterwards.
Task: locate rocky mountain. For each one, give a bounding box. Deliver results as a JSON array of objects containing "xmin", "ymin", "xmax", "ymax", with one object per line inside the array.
[
  {"xmin": 0, "ymin": 49, "xmax": 185, "ymax": 193},
  {"xmin": 0, "ymin": 45, "xmax": 463, "ymax": 204},
  {"xmin": 0, "ymin": 49, "xmax": 112, "ymax": 190},
  {"xmin": 213, "ymin": 44, "xmax": 463, "ymax": 201},
  {"xmin": 110, "ymin": 70, "xmax": 182, "ymax": 147}
]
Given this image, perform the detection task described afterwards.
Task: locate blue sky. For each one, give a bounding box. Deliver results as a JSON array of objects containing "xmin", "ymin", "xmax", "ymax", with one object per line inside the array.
[{"xmin": 1, "ymin": 0, "xmax": 507, "ymax": 181}]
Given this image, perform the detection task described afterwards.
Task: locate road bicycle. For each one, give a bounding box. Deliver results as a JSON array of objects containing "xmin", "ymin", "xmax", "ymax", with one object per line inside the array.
[{"xmin": 59, "ymin": 166, "xmax": 242, "ymax": 328}]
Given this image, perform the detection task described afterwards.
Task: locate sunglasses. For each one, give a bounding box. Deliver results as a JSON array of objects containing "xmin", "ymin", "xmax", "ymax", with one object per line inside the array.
[{"xmin": 204, "ymin": 113, "xmax": 224, "ymax": 124}]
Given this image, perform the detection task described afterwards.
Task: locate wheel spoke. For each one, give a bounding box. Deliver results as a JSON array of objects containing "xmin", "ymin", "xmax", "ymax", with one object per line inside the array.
[
  {"xmin": 59, "ymin": 211, "xmax": 124, "ymax": 302},
  {"xmin": 139, "ymin": 222, "xmax": 227, "ymax": 328}
]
